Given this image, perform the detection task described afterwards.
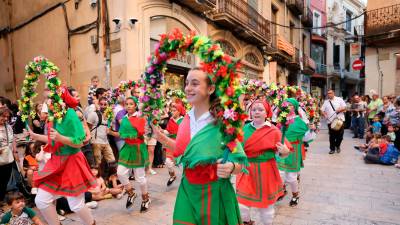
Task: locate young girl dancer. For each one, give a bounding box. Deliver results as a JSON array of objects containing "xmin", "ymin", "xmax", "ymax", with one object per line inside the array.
[
  {"xmin": 28, "ymin": 88, "xmax": 96, "ymax": 225},
  {"xmin": 277, "ymin": 98, "xmax": 309, "ymax": 207},
  {"xmin": 107, "ymin": 97, "xmax": 150, "ymax": 212},
  {"xmin": 150, "ymin": 68, "xmax": 248, "ymax": 225},
  {"xmin": 164, "ymin": 101, "xmax": 185, "ymax": 186},
  {"xmin": 236, "ymin": 100, "xmax": 291, "ymax": 225}
]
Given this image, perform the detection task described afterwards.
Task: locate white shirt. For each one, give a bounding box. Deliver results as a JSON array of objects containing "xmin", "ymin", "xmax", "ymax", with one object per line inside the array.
[
  {"xmin": 321, "ymin": 96, "xmax": 346, "ymax": 123},
  {"xmin": 188, "ymin": 109, "xmax": 215, "ymax": 138}
]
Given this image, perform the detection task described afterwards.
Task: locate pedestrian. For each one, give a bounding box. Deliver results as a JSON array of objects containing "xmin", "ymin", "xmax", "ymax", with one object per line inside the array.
[
  {"xmin": 86, "ymin": 97, "xmax": 116, "ymax": 167},
  {"xmin": 367, "ymin": 90, "xmax": 383, "ymax": 125},
  {"xmin": 28, "ymin": 88, "xmax": 96, "ymax": 225},
  {"xmin": 236, "ymin": 100, "xmax": 291, "ymax": 225},
  {"xmin": 149, "ymin": 68, "xmax": 248, "ymax": 224},
  {"xmin": 277, "ymin": 98, "xmax": 309, "ymax": 207},
  {"xmin": 0, "ymin": 106, "xmax": 15, "ymax": 202},
  {"xmin": 349, "ymin": 95, "xmax": 366, "ymax": 139},
  {"xmin": 107, "ymin": 97, "xmax": 151, "ymax": 212},
  {"xmin": 321, "ymin": 89, "xmax": 347, "ymax": 154}
]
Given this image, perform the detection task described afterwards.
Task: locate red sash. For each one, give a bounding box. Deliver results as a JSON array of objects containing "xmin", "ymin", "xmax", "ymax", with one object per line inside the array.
[{"xmin": 175, "ymin": 115, "xmax": 218, "ymax": 184}]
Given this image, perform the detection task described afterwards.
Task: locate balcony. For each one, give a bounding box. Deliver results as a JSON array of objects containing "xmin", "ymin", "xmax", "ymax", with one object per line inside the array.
[
  {"xmin": 344, "ymin": 69, "xmax": 360, "ymax": 80},
  {"xmin": 174, "ymin": 0, "xmax": 216, "ymax": 14},
  {"xmin": 315, "ymin": 63, "xmax": 327, "ymax": 76},
  {"xmin": 302, "ymin": 54, "xmax": 316, "ymax": 75},
  {"xmin": 212, "ymin": 0, "xmax": 271, "ymax": 45},
  {"xmin": 287, "ymin": 0, "xmax": 304, "ymax": 16},
  {"xmin": 365, "ymin": 3, "xmax": 400, "ymax": 45},
  {"xmin": 268, "ymin": 34, "xmax": 294, "ymax": 65},
  {"xmin": 301, "ymin": 7, "xmax": 313, "ymax": 28},
  {"xmin": 287, "ymin": 48, "xmax": 301, "ymax": 71}
]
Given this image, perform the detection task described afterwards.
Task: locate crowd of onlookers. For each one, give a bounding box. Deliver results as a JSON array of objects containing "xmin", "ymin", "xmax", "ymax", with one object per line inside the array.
[
  {"xmin": 347, "ymin": 90, "xmax": 400, "ymax": 166},
  {"xmin": 0, "ymin": 75, "xmax": 176, "ymax": 224}
]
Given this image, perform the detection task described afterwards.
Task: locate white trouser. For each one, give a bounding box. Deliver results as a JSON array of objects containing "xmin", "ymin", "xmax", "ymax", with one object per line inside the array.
[
  {"xmin": 117, "ymin": 165, "xmax": 147, "ymax": 194},
  {"xmin": 279, "ymin": 170, "xmax": 299, "ymax": 193},
  {"xmin": 165, "ymin": 157, "xmax": 175, "ymax": 173},
  {"xmin": 35, "ymin": 188, "xmax": 85, "ymax": 212},
  {"xmin": 239, "ymin": 203, "xmax": 274, "ymax": 225}
]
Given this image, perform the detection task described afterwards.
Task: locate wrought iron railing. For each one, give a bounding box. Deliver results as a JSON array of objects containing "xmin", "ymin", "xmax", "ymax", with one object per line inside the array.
[
  {"xmin": 287, "ymin": 0, "xmax": 304, "ymax": 15},
  {"xmin": 315, "ymin": 63, "xmax": 327, "ymax": 75},
  {"xmin": 301, "ymin": 7, "xmax": 313, "ymax": 27},
  {"xmin": 365, "ymin": 3, "xmax": 400, "ymax": 35},
  {"xmin": 215, "ymin": 0, "xmax": 271, "ymax": 42}
]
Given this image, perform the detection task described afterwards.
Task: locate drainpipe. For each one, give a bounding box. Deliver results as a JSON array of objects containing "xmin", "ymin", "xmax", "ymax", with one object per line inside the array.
[{"xmin": 101, "ymin": 0, "xmax": 111, "ymax": 89}]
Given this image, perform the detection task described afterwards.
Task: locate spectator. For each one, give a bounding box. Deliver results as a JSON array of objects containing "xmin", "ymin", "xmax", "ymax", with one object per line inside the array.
[
  {"xmin": 32, "ymin": 103, "xmax": 45, "ymax": 135},
  {"xmin": 387, "ymin": 124, "xmax": 396, "ymax": 142},
  {"xmin": 85, "ymin": 87, "xmax": 108, "ymax": 118},
  {"xmin": 378, "ymin": 96, "xmax": 395, "ymax": 134},
  {"xmin": 367, "ymin": 90, "xmax": 383, "ymax": 125},
  {"xmin": 371, "ymin": 115, "xmax": 382, "ymax": 134},
  {"xmin": 1, "ymin": 192, "xmax": 43, "ymax": 225},
  {"xmin": 349, "ymin": 95, "xmax": 366, "ymax": 139},
  {"xmin": 88, "ymin": 75, "xmax": 100, "ymax": 105},
  {"xmin": 0, "ymin": 106, "xmax": 15, "ymax": 201},
  {"xmin": 87, "ymin": 97, "xmax": 116, "ymax": 167}
]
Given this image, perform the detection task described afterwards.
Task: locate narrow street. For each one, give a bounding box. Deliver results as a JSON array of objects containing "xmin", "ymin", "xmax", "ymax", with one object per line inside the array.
[{"xmin": 62, "ymin": 125, "xmax": 400, "ymax": 225}]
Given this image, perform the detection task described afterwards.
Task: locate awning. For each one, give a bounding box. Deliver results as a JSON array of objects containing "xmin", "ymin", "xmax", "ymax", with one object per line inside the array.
[{"xmin": 312, "ymin": 34, "xmax": 327, "ymax": 45}]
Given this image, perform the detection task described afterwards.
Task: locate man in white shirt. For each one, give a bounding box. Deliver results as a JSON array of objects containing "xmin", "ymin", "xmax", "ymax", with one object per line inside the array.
[{"xmin": 321, "ymin": 90, "xmax": 346, "ymax": 154}]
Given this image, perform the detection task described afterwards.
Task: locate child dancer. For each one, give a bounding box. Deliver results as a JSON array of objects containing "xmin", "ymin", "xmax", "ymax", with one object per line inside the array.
[
  {"xmin": 107, "ymin": 97, "xmax": 150, "ymax": 212},
  {"xmin": 236, "ymin": 100, "xmax": 291, "ymax": 225},
  {"xmin": 277, "ymin": 98, "xmax": 309, "ymax": 207},
  {"xmin": 150, "ymin": 68, "xmax": 248, "ymax": 224}
]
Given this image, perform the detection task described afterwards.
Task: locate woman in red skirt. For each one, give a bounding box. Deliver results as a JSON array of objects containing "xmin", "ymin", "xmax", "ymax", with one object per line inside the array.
[
  {"xmin": 28, "ymin": 87, "xmax": 96, "ymax": 225},
  {"xmin": 236, "ymin": 100, "xmax": 292, "ymax": 225}
]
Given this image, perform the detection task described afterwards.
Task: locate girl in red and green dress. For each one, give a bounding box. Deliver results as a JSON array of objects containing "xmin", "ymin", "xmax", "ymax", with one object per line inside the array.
[
  {"xmin": 277, "ymin": 98, "xmax": 309, "ymax": 207},
  {"xmin": 164, "ymin": 101, "xmax": 185, "ymax": 186},
  {"xmin": 150, "ymin": 68, "xmax": 248, "ymax": 225},
  {"xmin": 107, "ymin": 96, "xmax": 151, "ymax": 212},
  {"xmin": 236, "ymin": 100, "xmax": 292, "ymax": 225},
  {"xmin": 29, "ymin": 87, "xmax": 96, "ymax": 225}
]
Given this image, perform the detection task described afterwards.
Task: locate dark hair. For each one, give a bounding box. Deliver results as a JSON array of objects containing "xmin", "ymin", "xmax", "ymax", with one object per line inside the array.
[
  {"xmin": 0, "ymin": 106, "xmax": 11, "ymax": 117},
  {"xmin": 382, "ymin": 135, "xmax": 391, "ymax": 142},
  {"xmin": 5, "ymin": 191, "xmax": 24, "ymax": 205},
  {"xmin": 33, "ymin": 141, "xmax": 46, "ymax": 155},
  {"xmin": 95, "ymin": 88, "xmax": 107, "ymax": 99},
  {"xmin": 98, "ymin": 97, "xmax": 108, "ymax": 103},
  {"xmin": 188, "ymin": 67, "xmax": 221, "ymax": 119},
  {"xmin": 0, "ymin": 96, "xmax": 11, "ymax": 109}
]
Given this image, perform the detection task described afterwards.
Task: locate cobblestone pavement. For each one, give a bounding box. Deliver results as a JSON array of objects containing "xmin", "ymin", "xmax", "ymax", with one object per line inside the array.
[{"xmin": 61, "ymin": 127, "xmax": 400, "ymax": 225}]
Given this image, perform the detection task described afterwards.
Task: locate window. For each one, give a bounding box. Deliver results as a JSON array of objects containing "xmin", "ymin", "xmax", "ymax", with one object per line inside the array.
[
  {"xmin": 313, "ymin": 10, "xmax": 321, "ymax": 35},
  {"xmin": 346, "ymin": 10, "xmax": 352, "ymax": 32},
  {"xmin": 290, "ymin": 22, "xmax": 295, "ymax": 44},
  {"xmin": 271, "ymin": 5, "xmax": 278, "ymax": 47},
  {"xmin": 216, "ymin": 40, "xmax": 236, "ymax": 57},
  {"xmin": 333, "ymin": 44, "xmax": 340, "ymax": 69}
]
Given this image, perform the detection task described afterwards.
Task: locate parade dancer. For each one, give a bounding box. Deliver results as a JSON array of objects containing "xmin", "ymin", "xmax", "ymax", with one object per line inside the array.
[
  {"xmin": 277, "ymin": 98, "xmax": 309, "ymax": 207},
  {"xmin": 150, "ymin": 68, "xmax": 248, "ymax": 225},
  {"xmin": 236, "ymin": 100, "xmax": 292, "ymax": 225},
  {"xmin": 29, "ymin": 88, "xmax": 96, "ymax": 225},
  {"xmin": 107, "ymin": 97, "xmax": 151, "ymax": 212},
  {"xmin": 163, "ymin": 101, "xmax": 185, "ymax": 186}
]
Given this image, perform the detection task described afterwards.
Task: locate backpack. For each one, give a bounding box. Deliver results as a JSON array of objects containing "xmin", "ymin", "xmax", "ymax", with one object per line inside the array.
[
  {"xmin": 380, "ymin": 144, "xmax": 400, "ymax": 165},
  {"xmin": 90, "ymin": 110, "xmax": 103, "ymax": 140}
]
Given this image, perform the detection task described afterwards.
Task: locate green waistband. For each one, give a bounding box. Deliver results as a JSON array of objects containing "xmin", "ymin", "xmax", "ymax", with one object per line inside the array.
[{"xmin": 247, "ymin": 150, "xmax": 275, "ymax": 163}]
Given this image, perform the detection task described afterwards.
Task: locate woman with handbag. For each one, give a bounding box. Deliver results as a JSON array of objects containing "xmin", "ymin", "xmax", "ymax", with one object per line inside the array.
[{"xmin": 0, "ymin": 106, "xmax": 16, "ymax": 201}]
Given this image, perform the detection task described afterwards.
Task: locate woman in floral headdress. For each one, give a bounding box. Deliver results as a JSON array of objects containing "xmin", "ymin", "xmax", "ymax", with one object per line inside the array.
[
  {"xmin": 236, "ymin": 99, "xmax": 292, "ymax": 225},
  {"xmin": 150, "ymin": 68, "xmax": 248, "ymax": 225},
  {"xmin": 28, "ymin": 86, "xmax": 96, "ymax": 225},
  {"xmin": 277, "ymin": 98, "xmax": 309, "ymax": 207}
]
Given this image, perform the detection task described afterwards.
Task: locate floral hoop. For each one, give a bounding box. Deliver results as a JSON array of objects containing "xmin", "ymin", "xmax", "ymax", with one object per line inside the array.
[
  {"xmin": 18, "ymin": 56, "xmax": 65, "ymax": 124},
  {"xmin": 166, "ymin": 89, "xmax": 190, "ymax": 110},
  {"xmin": 141, "ymin": 29, "xmax": 246, "ymax": 154}
]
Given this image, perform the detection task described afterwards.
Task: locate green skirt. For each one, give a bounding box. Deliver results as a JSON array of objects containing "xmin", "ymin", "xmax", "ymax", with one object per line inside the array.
[
  {"xmin": 118, "ymin": 143, "xmax": 149, "ymax": 168},
  {"xmin": 173, "ymin": 176, "xmax": 242, "ymax": 225}
]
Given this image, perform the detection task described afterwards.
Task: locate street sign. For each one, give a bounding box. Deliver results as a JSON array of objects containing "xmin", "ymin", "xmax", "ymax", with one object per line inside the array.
[{"xmin": 352, "ymin": 59, "xmax": 364, "ymax": 70}]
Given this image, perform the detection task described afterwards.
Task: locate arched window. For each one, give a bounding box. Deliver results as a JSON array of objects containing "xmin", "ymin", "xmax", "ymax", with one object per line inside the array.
[
  {"xmin": 216, "ymin": 40, "xmax": 237, "ymax": 57},
  {"xmin": 244, "ymin": 53, "xmax": 261, "ymax": 66}
]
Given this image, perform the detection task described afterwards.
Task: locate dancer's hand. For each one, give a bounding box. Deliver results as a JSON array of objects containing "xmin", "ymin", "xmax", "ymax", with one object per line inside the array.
[
  {"xmin": 216, "ymin": 159, "xmax": 235, "ymax": 178},
  {"xmin": 147, "ymin": 123, "xmax": 162, "ymax": 140},
  {"xmin": 49, "ymin": 128, "xmax": 61, "ymax": 141},
  {"xmin": 276, "ymin": 142, "xmax": 290, "ymax": 158}
]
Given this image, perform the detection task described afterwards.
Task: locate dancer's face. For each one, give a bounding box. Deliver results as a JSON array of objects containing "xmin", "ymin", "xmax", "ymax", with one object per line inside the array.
[
  {"xmin": 184, "ymin": 70, "xmax": 214, "ymax": 108},
  {"xmin": 170, "ymin": 105, "xmax": 180, "ymax": 119},
  {"xmin": 125, "ymin": 98, "xmax": 137, "ymax": 115},
  {"xmin": 251, "ymin": 102, "xmax": 266, "ymax": 123}
]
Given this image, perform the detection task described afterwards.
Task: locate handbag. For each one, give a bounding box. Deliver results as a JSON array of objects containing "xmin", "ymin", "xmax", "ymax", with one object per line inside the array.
[
  {"xmin": 328, "ymin": 100, "xmax": 343, "ymax": 131},
  {"xmin": 0, "ymin": 125, "xmax": 14, "ymax": 165}
]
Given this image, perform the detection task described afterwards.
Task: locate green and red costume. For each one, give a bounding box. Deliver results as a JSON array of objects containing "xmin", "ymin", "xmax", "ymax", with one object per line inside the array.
[
  {"xmin": 165, "ymin": 116, "xmax": 183, "ymax": 159},
  {"xmin": 172, "ymin": 115, "xmax": 248, "ymax": 225},
  {"xmin": 33, "ymin": 108, "xmax": 96, "ymax": 196},
  {"xmin": 277, "ymin": 116, "xmax": 308, "ymax": 172},
  {"xmin": 118, "ymin": 115, "xmax": 149, "ymax": 168},
  {"xmin": 236, "ymin": 122, "xmax": 293, "ymax": 208}
]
